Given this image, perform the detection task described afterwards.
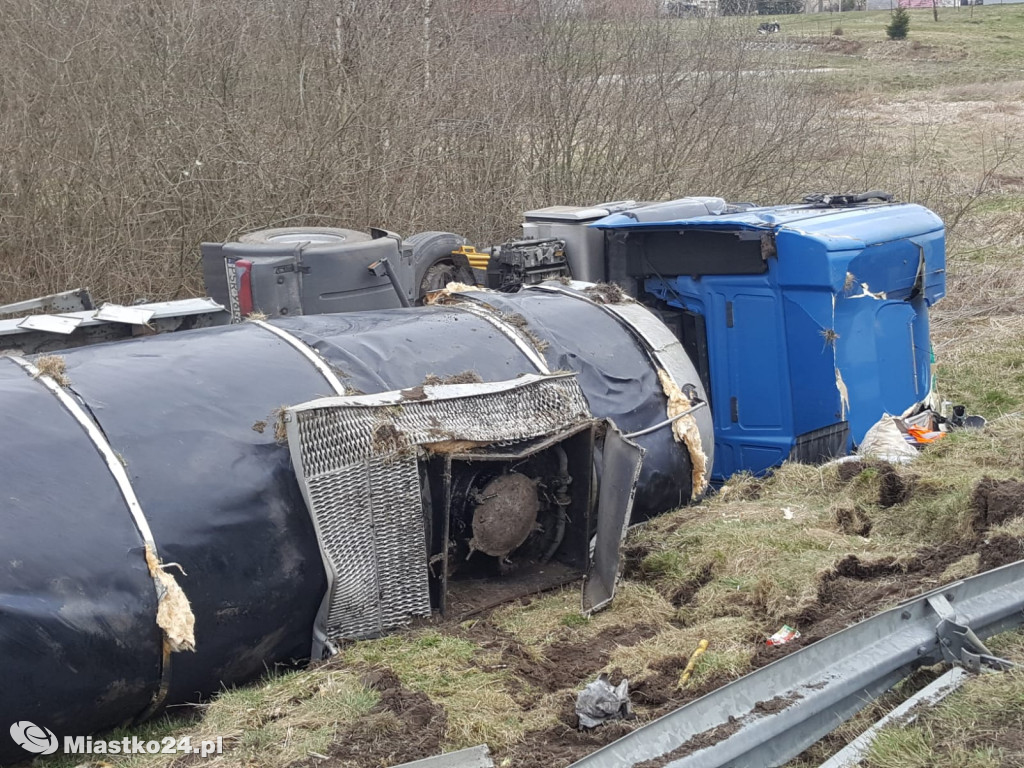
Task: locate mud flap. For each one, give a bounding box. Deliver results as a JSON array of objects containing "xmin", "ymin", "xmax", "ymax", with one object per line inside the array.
[{"xmin": 583, "ymin": 425, "xmax": 644, "ymax": 614}]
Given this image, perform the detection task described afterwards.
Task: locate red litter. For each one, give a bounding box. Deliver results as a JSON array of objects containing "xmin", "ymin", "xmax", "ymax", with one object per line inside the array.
[{"xmin": 766, "ymin": 625, "xmax": 801, "ymax": 646}]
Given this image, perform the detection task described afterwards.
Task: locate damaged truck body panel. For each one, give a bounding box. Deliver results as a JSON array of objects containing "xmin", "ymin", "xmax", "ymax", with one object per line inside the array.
[
  {"xmin": 0, "ymin": 289, "xmax": 707, "ymax": 762},
  {"xmin": 593, "ymin": 202, "xmax": 946, "ymax": 479}
]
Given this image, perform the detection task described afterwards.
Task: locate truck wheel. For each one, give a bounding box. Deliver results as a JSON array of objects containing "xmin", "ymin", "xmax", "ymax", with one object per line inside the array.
[
  {"xmin": 405, "ymin": 231, "xmax": 472, "ymax": 303},
  {"xmin": 237, "ymin": 227, "xmax": 369, "ymax": 245}
]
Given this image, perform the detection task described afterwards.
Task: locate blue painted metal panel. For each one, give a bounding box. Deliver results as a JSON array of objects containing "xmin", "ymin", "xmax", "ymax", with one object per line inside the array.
[{"xmin": 606, "ymin": 201, "xmax": 946, "ymax": 480}]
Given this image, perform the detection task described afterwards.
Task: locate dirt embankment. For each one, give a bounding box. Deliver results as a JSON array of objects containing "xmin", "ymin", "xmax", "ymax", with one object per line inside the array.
[{"xmin": 304, "ymin": 467, "xmax": 1024, "ymax": 768}]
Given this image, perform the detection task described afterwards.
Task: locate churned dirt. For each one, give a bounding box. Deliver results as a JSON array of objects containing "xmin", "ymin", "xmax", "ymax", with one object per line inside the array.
[
  {"xmin": 971, "ymin": 477, "xmax": 1024, "ymax": 532},
  {"xmin": 315, "ymin": 669, "xmax": 448, "ymax": 768}
]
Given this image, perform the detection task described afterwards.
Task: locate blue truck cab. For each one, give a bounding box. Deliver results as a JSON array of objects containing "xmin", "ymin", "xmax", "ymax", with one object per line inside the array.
[{"xmin": 588, "ymin": 200, "xmax": 946, "ymax": 480}]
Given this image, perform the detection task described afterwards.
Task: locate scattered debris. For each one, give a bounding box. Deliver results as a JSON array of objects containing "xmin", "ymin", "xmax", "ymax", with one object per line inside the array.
[
  {"xmin": 273, "ymin": 406, "xmax": 289, "ymax": 443},
  {"xmin": 575, "ymin": 674, "xmax": 633, "ymax": 729},
  {"xmin": 858, "ymin": 415, "xmax": 921, "ymax": 462},
  {"xmin": 423, "ymin": 282, "xmax": 485, "ymax": 305},
  {"xmin": 767, "ymin": 625, "xmax": 801, "ymax": 646},
  {"xmin": 33, "ymin": 354, "xmax": 71, "ymax": 387},
  {"xmin": 144, "ymin": 545, "xmax": 196, "ymax": 653},
  {"xmin": 422, "ymin": 371, "xmax": 484, "ymax": 386},
  {"xmin": 400, "ymin": 385, "xmax": 429, "ymax": 401},
  {"xmin": 657, "ymin": 370, "xmax": 708, "ymax": 498},
  {"xmin": 499, "ymin": 311, "xmax": 550, "ymax": 353},
  {"xmin": 583, "ymin": 282, "xmax": 629, "ymax": 305},
  {"xmin": 678, "ymin": 640, "xmax": 709, "ymax": 687},
  {"xmin": 252, "ymin": 420, "xmax": 267, "ymax": 434}
]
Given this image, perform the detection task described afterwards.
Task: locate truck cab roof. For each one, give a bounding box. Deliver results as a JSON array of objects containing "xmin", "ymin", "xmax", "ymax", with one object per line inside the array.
[{"xmin": 592, "ymin": 201, "xmax": 944, "ymax": 252}]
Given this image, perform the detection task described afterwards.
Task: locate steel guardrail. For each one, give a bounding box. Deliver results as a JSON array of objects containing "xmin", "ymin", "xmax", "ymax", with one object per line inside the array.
[{"xmin": 570, "ymin": 558, "xmax": 1024, "ymax": 768}]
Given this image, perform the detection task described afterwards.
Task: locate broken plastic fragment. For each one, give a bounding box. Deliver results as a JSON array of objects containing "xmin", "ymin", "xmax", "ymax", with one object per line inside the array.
[{"xmin": 576, "ymin": 674, "xmax": 632, "ymax": 729}]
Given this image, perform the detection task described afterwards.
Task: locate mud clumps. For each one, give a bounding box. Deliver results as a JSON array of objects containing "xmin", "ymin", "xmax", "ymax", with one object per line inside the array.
[
  {"xmin": 620, "ymin": 540, "xmax": 652, "ymax": 579},
  {"xmin": 832, "ymin": 501, "xmax": 872, "ymax": 537},
  {"xmin": 970, "ymin": 476, "xmax": 1024, "ymax": 533},
  {"xmin": 631, "ymin": 660, "xmax": 734, "ymax": 710},
  {"xmin": 632, "ymin": 719, "xmax": 744, "ymax": 768},
  {"xmin": 499, "ymin": 312, "xmax": 550, "ymax": 353},
  {"xmin": 324, "ymin": 668, "xmax": 447, "ymax": 767},
  {"xmin": 835, "ymin": 459, "xmax": 866, "ymax": 483},
  {"xmin": 512, "ymin": 624, "xmax": 659, "ymax": 694},
  {"xmin": 371, "ymin": 422, "xmax": 406, "ymax": 454},
  {"xmin": 831, "ymin": 553, "xmax": 908, "ymax": 580},
  {"xmin": 670, "ymin": 562, "xmax": 716, "ymax": 607},
  {"xmin": 422, "ymin": 370, "xmax": 484, "ymax": 386},
  {"xmin": 878, "ymin": 464, "xmax": 914, "ymax": 507},
  {"xmin": 979, "ymin": 535, "xmax": 1024, "ymax": 571},
  {"xmin": 583, "ymin": 282, "xmax": 629, "ymax": 305},
  {"xmin": 399, "ymin": 385, "xmax": 428, "ymax": 401},
  {"xmin": 753, "ymin": 692, "xmax": 802, "ymax": 714},
  {"xmin": 832, "ymin": 459, "xmax": 914, "ymax": 508}
]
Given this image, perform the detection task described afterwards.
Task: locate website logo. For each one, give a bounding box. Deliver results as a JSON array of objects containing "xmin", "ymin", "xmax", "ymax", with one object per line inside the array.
[{"xmin": 10, "ymin": 721, "xmax": 59, "ymax": 754}]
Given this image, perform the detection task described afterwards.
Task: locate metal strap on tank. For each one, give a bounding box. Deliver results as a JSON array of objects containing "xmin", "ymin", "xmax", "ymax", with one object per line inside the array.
[
  {"xmin": 445, "ymin": 297, "xmax": 551, "ymax": 374},
  {"xmin": 527, "ymin": 284, "xmax": 712, "ymax": 441},
  {"xmin": 6, "ymin": 355, "xmax": 173, "ymax": 716},
  {"xmin": 525, "ymin": 283, "xmax": 691, "ymax": 383},
  {"xmin": 249, "ymin": 320, "xmax": 347, "ymax": 394}
]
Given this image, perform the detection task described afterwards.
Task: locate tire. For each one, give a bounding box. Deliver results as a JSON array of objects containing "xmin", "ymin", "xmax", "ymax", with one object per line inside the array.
[
  {"xmin": 237, "ymin": 227, "xmax": 370, "ymax": 246},
  {"xmin": 404, "ymin": 231, "xmax": 472, "ymax": 303}
]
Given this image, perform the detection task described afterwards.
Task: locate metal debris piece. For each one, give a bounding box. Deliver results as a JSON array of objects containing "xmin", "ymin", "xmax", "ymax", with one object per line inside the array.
[
  {"xmin": 17, "ymin": 314, "xmax": 84, "ymax": 334},
  {"xmin": 94, "ymin": 304, "xmax": 156, "ymax": 325},
  {"xmin": 0, "ymin": 288, "xmax": 94, "ymax": 316}
]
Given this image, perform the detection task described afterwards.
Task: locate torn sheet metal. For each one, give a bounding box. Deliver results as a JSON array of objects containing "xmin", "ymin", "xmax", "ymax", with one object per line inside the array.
[
  {"xmin": 0, "ymin": 297, "xmax": 229, "ymax": 353},
  {"xmin": 584, "ymin": 425, "xmax": 643, "ymax": 614},
  {"xmin": 94, "ymin": 303, "xmax": 157, "ymax": 325},
  {"xmin": 0, "ymin": 287, "xmax": 94, "ymax": 315},
  {"xmin": 17, "ymin": 313, "xmax": 84, "ymax": 334}
]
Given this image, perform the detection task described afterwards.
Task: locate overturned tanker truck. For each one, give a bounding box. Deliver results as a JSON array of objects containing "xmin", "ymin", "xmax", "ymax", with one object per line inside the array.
[{"xmin": 0, "ymin": 193, "xmax": 945, "ymax": 762}]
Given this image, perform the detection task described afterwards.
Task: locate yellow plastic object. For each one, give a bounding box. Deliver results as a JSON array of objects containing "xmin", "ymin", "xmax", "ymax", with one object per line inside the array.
[
  {"xmin": 679, "ymin": 639, "xmax": 709, "ymax": 687},
  {"xmin": 453, "ymin": 245, "xmax": 490, "ymax": 270}
]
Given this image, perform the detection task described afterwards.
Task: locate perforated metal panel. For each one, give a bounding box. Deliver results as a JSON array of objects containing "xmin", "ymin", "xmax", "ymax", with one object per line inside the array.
[{"xmin": 286, "ymin": 374, "xmax": 592, "ymax": 654}]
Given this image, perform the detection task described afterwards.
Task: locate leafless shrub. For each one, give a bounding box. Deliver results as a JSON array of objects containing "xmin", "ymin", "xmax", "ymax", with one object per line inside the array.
[{"xmin": 0, "ymin": 0, "xmax": 864, "ymax": 304}]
